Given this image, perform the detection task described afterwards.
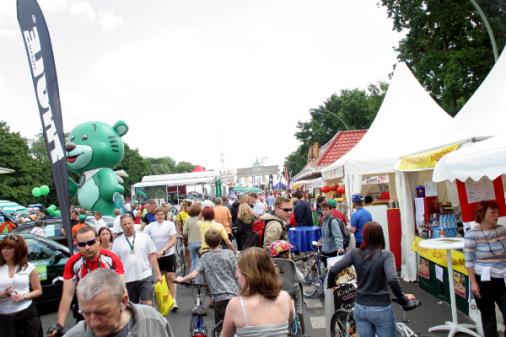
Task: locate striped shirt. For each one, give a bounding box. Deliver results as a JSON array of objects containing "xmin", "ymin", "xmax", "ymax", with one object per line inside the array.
[{"xmin": 464, "ymin": 224, "xmax": 506, "ymax": 278}]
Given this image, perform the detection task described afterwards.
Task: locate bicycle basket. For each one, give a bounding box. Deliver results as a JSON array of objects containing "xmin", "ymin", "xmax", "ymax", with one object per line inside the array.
[{"xmin": 333, "ymin": 282, "xmax": 357, "ymax": 310}]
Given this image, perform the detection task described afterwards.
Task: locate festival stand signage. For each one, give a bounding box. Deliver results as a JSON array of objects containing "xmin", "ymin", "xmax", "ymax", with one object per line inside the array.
[
  {"xmin": 17, "ymin": 0, "xmax": 73, "ymax": 249},
  {"xmin": 456, "ymin": 177, "xmax": 506, "ymax": 222},
  {"xmin": 398, "ymin": 143, "xmax": 460, "ymax": 171}
]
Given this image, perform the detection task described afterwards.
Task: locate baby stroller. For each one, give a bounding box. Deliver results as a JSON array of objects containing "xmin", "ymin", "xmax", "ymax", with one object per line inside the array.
[{"xmin": 273, "ymin": 258, "xmax": 306, "ymax": 337}]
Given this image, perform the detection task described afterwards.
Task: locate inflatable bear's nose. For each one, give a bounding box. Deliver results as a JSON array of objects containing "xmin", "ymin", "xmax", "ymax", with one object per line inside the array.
[{"xmin": 65, "ymin": 143, "xmax": 76, "ymax": 152}]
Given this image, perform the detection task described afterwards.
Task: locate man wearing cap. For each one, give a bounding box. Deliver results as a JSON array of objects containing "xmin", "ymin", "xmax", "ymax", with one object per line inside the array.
[
  {"xmin": 350, "ymin": 194, "xmax": 372, "ymax": 248},
  {"xmin": 327, "ymin": 199, "xmax": 348, "ymax": 225}
]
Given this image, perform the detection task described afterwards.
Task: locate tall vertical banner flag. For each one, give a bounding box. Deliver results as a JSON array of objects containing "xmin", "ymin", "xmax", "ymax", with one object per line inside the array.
[
  {"xmin": 284, "ymin": 166, "xmax": 290, "ymax": 189},
  {"xmin": 17, "ymin": 0, "xmax": 73, "ymax": 249}
]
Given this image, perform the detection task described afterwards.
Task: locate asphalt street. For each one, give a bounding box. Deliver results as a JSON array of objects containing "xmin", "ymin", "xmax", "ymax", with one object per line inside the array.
[{"xmin": 40, "ymin": 280, "xmax": 479, "ymax": 337}]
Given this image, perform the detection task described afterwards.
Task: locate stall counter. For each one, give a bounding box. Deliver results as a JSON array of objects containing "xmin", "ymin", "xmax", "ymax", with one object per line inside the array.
[{"xmin": 411, "ymin": 236, "xmax": 469, "ymax": 315}]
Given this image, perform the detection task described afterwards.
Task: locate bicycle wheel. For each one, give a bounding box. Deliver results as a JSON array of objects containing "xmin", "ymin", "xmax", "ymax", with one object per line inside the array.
[
  {"xmin": 175, "ymin": 238, "xmax": 186, "ymax": 276},
  {"xmin": 301, "ymin": 255, "xmax": 321, "ymax": 298},
  {"xmin": 289, "ymin": 315, "xmax": 305, "ymax": 337},
  {"xmin": 331, "ymin": 309, "xmax": 356, "ymax": 337},
  {"xmin": 176, "ymin": 237, "xmax": 184, "ymax": 257}
]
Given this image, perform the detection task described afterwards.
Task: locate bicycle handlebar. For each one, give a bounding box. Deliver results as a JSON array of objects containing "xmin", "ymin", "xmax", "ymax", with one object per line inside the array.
[
  {"xmin": 392, "ymin": 298, "xmax": 421, "ymax": 311},
  {"xmin": 174, "ymin": 281, "xmax": 208, "ymax": 288}
]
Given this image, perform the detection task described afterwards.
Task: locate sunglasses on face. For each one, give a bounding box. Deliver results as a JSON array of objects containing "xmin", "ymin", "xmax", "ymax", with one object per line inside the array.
[
  {"xmin": 76, "ymin": 239, "xmax": 97, "ymax": 247},
  {"xmin": 281, "ymin": 208, "xmax": 293, "ymax": 213}
]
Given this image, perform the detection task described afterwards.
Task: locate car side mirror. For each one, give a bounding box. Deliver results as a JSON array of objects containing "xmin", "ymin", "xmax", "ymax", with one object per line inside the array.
[{"xmin": 50, "ymin": 250, "xmax": 64, "ymax": 265}]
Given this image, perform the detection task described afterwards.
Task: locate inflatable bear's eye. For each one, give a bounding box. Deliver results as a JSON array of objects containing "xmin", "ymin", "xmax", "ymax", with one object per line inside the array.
[
  {"xmin": 81, "ymin": 135, "xmax": 88, "ymax": 141},
  {"xmin": 70, "ymin": 136, "xmax": 75, "ymax": 142}
]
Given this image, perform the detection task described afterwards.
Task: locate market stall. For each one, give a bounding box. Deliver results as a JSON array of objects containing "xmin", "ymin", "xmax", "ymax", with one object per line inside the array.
[{"xmin": 322, "ymin": 62, "xmax": 453, "ymax": 278}]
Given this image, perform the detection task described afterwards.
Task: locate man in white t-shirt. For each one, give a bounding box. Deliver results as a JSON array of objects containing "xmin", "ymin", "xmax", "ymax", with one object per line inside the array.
[
  {"xmin": 111, "ymin": 208, "xmax": 122, "ymax": 237},
  {"xmin": 91, "ymin": 211, "xmax": 107, "ymax": 231},
  {"xmin": 112, "ymin": 214, "xmax": 162, "ymax": 305},
  {"xmin": 144, "ymin": 208, "xmax": 179, "ymax": 311}
]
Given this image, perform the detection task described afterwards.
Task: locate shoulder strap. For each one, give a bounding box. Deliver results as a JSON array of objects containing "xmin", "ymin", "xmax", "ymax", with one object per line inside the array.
[{"xmin": 239, "ymin": 296, "xmax": 249, "ymax": 326}]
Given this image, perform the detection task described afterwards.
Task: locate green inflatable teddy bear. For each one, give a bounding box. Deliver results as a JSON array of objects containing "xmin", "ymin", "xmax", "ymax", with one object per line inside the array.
[{"xmin": 65, "ymin": 121, "xmax": 128, "ymax": 216}]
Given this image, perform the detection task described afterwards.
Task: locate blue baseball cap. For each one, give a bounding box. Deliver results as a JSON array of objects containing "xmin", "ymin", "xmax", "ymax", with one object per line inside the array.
[{"xmin": 352, "ymin": 194, "xmax": 364, "ymax": 203}]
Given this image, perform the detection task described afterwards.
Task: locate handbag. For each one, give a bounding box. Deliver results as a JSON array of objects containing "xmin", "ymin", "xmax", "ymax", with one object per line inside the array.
[{"xmin": 154, "ymin": 275, "xmax": 174, "ymax": 315}]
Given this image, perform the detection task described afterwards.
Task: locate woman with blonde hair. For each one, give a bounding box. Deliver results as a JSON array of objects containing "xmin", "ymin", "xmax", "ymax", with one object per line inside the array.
[
  {"xmin": 183, "ymin": 202, "xmax": 203, "ymax": 271},
  {"xmin": 220, "ymin": 247, "xmax": 294, "ymax": 337},
  {"xmin": 235, "ymin": 203, "xmax": 257, "ymax": 250}
]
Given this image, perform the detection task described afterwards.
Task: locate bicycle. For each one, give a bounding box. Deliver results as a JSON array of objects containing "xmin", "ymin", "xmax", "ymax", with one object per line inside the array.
[
  {"xmin": 175, "ymin": 231, "xmax": 187, "ymax": 276},
  {"xmin": 295, "ymin": 241, "xmax": 332, "ymax": 298},
  {"xmin": 330, "ymin": 298, "xmax": 422, "ymax": 337},
  {"xmin": 174, "ymin": 281, "xmax": 212, "ymax": 337}
]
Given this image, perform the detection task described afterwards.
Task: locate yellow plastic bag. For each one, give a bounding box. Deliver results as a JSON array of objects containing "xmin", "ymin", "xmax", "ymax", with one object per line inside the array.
[{"xmin": 154, "ymin": 275, "xmax": 174, "ymax": 315}]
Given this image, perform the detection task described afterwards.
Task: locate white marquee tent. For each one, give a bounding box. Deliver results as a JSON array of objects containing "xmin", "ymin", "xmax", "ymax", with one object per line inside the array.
[
  {"xmin": 434, "ymin": 134, "xmax": 506, "ymax": 183},
  {"xmin": 322, "ymin": 62, "xmax": 452, "ymax": 178},
  {"xmin": 432, "ymin": 47, "xmax": 506, "ymax": 183},
  {"xmin": 322, "ymin": 62, "xmax": 453, "ymax": 280}
]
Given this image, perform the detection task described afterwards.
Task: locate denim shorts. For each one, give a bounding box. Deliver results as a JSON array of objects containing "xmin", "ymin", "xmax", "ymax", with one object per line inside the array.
[{"xmin": 354, "ymin": 303, "xmax": 396, "ymax": 337}]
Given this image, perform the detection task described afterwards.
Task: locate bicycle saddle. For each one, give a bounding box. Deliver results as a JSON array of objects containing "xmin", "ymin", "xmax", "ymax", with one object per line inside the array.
[{"xmin": 192, "ymin": 306, "xmax": 207, "ymax": 316}]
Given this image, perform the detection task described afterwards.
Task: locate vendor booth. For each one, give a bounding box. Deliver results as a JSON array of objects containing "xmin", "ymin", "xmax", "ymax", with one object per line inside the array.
[
  {"xmin": 322, "ymin": 62, "xmax": 453, "ymax": 281},
  {"xmin": 389, "ymin": 47, "xmax": 506, "ymax": 336}
]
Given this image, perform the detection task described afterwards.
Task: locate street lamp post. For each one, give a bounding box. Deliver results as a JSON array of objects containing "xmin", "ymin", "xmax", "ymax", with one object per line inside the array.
[
  {"xmin": 469, "ymin": 0, "xmax": 498, "ymax": 62},
  {"xmin": 310, "ymin": 108, "xmax": 350, "ymax": 130}
]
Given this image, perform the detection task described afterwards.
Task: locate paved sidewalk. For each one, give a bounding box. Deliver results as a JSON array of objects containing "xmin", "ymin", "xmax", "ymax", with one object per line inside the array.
[{"xmin": 395, "ymin": 281, "xmax": 476, "ymax": 337}]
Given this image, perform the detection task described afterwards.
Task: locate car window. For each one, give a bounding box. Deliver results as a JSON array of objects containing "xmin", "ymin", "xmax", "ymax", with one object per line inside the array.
[
  {"xmin": 26, "ymin": 238, "xmax": 58, "ymax": 261},
  {"xmin": 44, "ymin": 222, "xmax": 64, "ymax": 237},
  {"xmin": 14, "ymin": 226, "xmax": 32, "ymax": 234}
]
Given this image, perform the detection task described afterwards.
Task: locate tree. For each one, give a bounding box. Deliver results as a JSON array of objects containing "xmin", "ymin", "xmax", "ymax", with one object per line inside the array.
[
  {"xmin": 285, "ymin": 82, "xmax": 388, "ymax": 176},
  {"xmin": 380, "ymin": 0, "xmax": 506, "ymax": 115},
  {"xmin": 0, "ymin": 122, "xmax": 40, "ymax": 205},
  {"xmin": 116, "ymin": 144, "xmax": 151, "ymax": 197},
  {"xmin": 173, "ymin": 161, "xmax": 195, "ymax": 173},
  {"xmin": 28, "ymin": 133, "xmax": 57, "ymax": 204},
  {"xmin": 145, "ymin": 157, "xmax": 176, "ymax": 175}
]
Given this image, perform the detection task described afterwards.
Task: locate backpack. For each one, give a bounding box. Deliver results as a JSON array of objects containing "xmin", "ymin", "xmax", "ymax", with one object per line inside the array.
[
  {"xmin": 329, "ymin": 217, "xmax": 350, "ymax": 249},
  {"xmin": 252, "ymin": 218, "xmax": 277, "ymax": 247}
]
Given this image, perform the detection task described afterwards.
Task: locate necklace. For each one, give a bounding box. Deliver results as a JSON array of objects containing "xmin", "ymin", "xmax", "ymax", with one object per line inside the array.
[{"xmin": 479, "ymin": 225, "xmax": 506, "ymax": 257}]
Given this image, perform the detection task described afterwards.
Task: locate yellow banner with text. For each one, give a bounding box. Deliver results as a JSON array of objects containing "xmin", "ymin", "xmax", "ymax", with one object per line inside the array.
[
  {"xmin": 411, "ymin": 236, "xmax": 467, "ymax": 275},
  {"xmin": 398, "ymin": 143, "xmax": 460, "ymax": 171}
]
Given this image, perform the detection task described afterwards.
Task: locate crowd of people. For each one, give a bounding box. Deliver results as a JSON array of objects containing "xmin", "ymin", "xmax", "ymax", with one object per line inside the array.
[{"xmin": 4, "ymin": 190, "xmax": 506, "ymax": 337}]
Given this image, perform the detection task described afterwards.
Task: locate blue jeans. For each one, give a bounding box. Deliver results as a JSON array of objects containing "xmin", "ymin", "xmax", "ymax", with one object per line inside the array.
[
  {"xmin": 354, "ymin": 303, "xmax": 396, "ymax": 337},
  {"xmin": 188, "ymin": 242, "xmax": 201, "ymax": 272}
]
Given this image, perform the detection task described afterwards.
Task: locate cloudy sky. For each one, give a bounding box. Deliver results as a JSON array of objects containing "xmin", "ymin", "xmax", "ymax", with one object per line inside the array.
[{"xmin": 0, "ymin": 0, "xmax": 402, "ymax": 172}]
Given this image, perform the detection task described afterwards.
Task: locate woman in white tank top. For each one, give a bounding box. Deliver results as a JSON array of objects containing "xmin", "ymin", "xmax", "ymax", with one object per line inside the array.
[
  {"xmin": 220, "ymin": 247, "xmax": 294, "ymax": 337},
  {"xmin": 0, "ymin": 235, "xmax": 43, "ymax": 337}
]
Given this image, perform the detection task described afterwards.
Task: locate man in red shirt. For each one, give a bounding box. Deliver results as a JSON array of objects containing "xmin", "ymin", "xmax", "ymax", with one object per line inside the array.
[{"xmin": 48, "ymin": 226, "xmax": 124, "ymax": 336}]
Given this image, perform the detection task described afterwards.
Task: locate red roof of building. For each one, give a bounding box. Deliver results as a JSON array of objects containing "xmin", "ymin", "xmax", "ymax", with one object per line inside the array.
[{"xmin": 317, "ymin": 130, "xmax": 367, "ymax": 167}]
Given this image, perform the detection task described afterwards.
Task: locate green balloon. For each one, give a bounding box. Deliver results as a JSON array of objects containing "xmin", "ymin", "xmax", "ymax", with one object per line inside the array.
[
  {"xmin": 40, "ymin": 185, "xmax": 50, "ymax": 196},
  {"xmin": 32, "ymin": 187, "xmax": 42, "ymax": 198},
  {"xmin": 48, "ymin": 204, "xmax": 56, "ymax": 211},
  {"xmin": 53, "ymin": 210, "xmax": 61, "ymax": 217}
]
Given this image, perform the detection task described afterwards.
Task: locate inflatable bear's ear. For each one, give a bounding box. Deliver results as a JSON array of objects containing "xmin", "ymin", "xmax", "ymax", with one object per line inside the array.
[{"xmin": 113, "ymin": 120, "xmax": 129, "ymax": 137}]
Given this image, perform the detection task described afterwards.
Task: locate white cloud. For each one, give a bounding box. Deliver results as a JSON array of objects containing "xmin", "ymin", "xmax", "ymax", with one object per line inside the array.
[
  {"xmin": 69, "ymin": 1, "xmax": 96, "ymax": 21},
  {"xmin": 99, "ymin": 10, "xmax": 126, "ymax": 31},
  {"xmin": 0, "ymin": 2, "xmax": 18, "ymax": 40}
]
